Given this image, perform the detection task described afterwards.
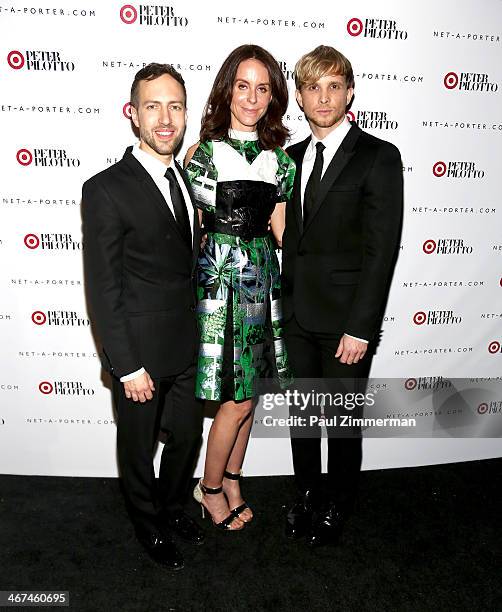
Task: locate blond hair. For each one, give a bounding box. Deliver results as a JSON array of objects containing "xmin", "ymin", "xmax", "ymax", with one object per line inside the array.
[{"xmin": 294, "ymin": 45, "xmax": 354, "ymax": 90}]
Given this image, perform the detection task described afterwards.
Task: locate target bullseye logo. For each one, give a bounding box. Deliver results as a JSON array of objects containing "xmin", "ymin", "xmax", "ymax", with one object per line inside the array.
[
  {"xmin": 39, "ymin": 381, "xmax": 54, "ymax": 394},
  {"xmin": 488, "ymin": 341, "xmax": 500, "ymax": 354},
  {"xmin": 16, "ymin": 149, "xmax": 33, "ymax": 166},
  {"xmin": 413, "ymin": 311, "xmax": 427, "ymax": 325},
  {"xmin": 7, "ymin": 50, "xmax": 25, "ymax": 69},
  {"xmin": 433, "ymin": 161, "xmax": 447, "ymax": 177},
  {"xmin": 120, "ymin": 4, "xmax": 137, "ymax": 24},
  {"xmin": 123, "ymin": 102, "xmax": 132, "ymax": 119},
  {"xmin": 477, "ymin": 403, "xmax": 488, "ymax": 415},
  {"xmin": 347, "ymin": 18, "xmax": 363, "ymax": 36},
  {"xmin": 405, "ymin": 378, "xmax": 417, "ymax": 390},
  {"xmin": 422, "ymin": 239, "xmax": 437, "ymax": 254},
  {"xmin": 31, "ymin": 311, "xmax": 47, "ymax": 325},
  {"xmin": 24, "ymin": 234, "xmax": 40, "ymax": 249},
  {"xmin": 346, "ymin": 110, "xmax": 356, "ymax": 122},
  {"xmin": 444, "ymin": 72, "xmax": 459, "ymax": 89}
]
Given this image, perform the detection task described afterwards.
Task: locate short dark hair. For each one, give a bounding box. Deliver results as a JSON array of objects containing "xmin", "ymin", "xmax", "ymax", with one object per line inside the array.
[
  {"xmin": 130, "ymin": 63, "xmax": 186, "ymax": 108},
  {"xmin": 200, "ymin": 44, "xmax": 289, "ymax": 150}
]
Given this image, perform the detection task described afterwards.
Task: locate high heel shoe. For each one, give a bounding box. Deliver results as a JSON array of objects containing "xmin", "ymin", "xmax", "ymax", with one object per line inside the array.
[
  {"xmin": 193, "ymin": 479, "xmax": 244, "ymax": 531},
  {"xmin": 223, "ymin": 470, "xmax": 253, "ymax": 523}
]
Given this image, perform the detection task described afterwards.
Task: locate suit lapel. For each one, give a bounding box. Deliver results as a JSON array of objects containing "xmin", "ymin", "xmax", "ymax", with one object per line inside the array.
[
  {"xmin": 175, "ymin": 160, "xmax": 201, "ymax": 271},
  {"xmin": 302, "ymin": 124, "xmax": 362, "ymax": 234},
  {"xmin": 122, "ymin": 148, "xmax": 197, "ymax": 256},
  {"xmin": 122, "ymin": 147, "xmax": 183, "ymax": 234},
  {"xmin": 290, "ymin": 138, "xmax": 310, "ymax": 232}
]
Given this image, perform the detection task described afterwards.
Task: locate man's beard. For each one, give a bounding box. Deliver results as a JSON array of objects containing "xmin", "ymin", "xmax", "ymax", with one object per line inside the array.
[{"xmin": 140, "ymin": 126, "xmax": 183, "ymax": 156}]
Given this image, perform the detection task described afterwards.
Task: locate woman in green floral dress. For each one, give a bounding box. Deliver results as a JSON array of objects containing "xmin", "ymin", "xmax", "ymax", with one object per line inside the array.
[{"xmin": 185, "ymin": 45, "xmax": 295, "ymax": 530}]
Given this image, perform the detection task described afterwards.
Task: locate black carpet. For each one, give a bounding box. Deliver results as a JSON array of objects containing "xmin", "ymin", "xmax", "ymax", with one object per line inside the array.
[{"xmin": 1, "ymin": 459, "xmax": 501, "ymax": 611}]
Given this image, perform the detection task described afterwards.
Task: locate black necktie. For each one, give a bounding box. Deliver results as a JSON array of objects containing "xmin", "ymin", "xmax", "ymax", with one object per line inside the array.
[
  {"xmin": 303, "ymin": 141, "xmax": 325, "ymax": 227},
  {"xmin": 164, "ymin": 167, "xmax": 191, "ymax": 247}
]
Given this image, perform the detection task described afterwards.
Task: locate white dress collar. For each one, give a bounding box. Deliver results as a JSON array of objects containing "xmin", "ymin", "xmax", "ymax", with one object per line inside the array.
[{"xmin": 228, "ymin": 128, "xmax": 259, "ymax": 141}]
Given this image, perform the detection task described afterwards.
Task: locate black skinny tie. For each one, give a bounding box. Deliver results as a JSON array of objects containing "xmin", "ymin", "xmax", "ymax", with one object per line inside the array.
[
  {"xmin": 164, "ymin": 167, "xmax": 191, "ymax": 247},
  {"xmin": 303, "ymin": 141, "xmax": 325, "ymax": 226}
]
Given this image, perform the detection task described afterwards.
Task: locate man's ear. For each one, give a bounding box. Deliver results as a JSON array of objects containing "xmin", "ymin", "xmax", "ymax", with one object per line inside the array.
[
  {"xmin": 295, "ymin": 89, "xmax": 303, "ymax": 109},
  {"xmin": 130, "ymin": 105, "xmax": 140, "ymax": 129}
]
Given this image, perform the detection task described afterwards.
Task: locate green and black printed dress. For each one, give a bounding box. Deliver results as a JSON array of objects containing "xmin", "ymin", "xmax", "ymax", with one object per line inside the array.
[{"xmin": 185, "ymin": 129, "xmax": 295, "ymax": 401}]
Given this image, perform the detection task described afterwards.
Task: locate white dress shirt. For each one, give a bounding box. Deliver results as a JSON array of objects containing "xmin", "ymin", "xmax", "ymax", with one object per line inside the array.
[
  {"xmin": 301, "ymin": 118, "xmax": 367, "ymax": 344},
  {"xmin": 120, "ymin": 144, "xmax": 194, "ymax": 382}
]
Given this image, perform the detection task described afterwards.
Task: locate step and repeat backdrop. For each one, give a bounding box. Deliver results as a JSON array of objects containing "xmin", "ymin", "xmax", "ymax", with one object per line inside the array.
[{"xmin": 1, "ymin": 0, "xmax": 501, "ymax": 476}]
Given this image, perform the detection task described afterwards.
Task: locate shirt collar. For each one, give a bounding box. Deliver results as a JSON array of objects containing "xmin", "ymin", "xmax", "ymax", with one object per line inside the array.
[
  {"xmin": 132, "ymin": 141, "xmax": 175, "ymax": 178},
  {"xmin": 308, "ymin": 116, "xmax": 351, "ymax": 156}
]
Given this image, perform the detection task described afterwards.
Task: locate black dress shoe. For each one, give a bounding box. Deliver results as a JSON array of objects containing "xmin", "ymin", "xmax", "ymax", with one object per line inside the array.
[
  {"xmin": 307, "ymin": 504, "xmax": 346, "ymax": 548},
  {"xmin": 136, "ymin": 529, "xmax": 184, "ymax": 570},
  {"xmin": 165, "ymin": 511, "xmax": 205, "ymax": 546},
  {"xmin": 285, "ymin": 489, "xmax": 319, "ymax": 540}
]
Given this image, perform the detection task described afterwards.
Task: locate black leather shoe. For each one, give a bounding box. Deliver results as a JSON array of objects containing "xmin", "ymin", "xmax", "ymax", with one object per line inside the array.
[
  {"xmin": 165, "ymin": 511, "xmax": 205, "ymax": 546},
  {"xmin": 285, "ymin": 489, "xmax": 319, "ymax": 539},
  {"xmin": 136, "ymin": 529, "xmax": 184, "ymax": 570},
  {"xmin": 307, "ymin": 504, "xmax": 346, "ymax": 548}
]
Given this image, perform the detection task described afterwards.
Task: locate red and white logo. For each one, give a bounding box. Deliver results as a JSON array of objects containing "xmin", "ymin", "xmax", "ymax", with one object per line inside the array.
[
  {"xmin": 31, "ymin": 311, "xmax": 47, "ymax": 325},
  {"xmin": 7, "ymin": 50, "xmax": 25, "ymax": 69},
  {"xmin": 422, "ymin": 239, "xmax": 437, "ymax": 254},
  {"xmin": 444, "ymin": 72, "xmax": 459, "ymax": 89},
  {"xmin": 347, "ymin": 18, "xmax": 363, "ymax": 36},
  {"xmin": 24, "ymin": 234, "xmax": 40, "ymax": 249},
  {"xmin": 39, "ymin": 381, "xmax": 54, "ymax": 394},
  {"xmin": 413, "ymin": 311, "xmax": 427, "ymax": 325},
  {"xmin": 488, "ymin": 341, "xmax": 501, "ymax": 354},
  {"xmin": 16, "ymin": 149, "xmax": 33, "ymax": 166},
  {"xmin": 120, "ymin": 4, "xmax": 137, "ymax": 24},
  {"xmin": 404, "ymin": 378, "xmax": 417, "ymax": 390},
  {"xmin": 346, "ymin": 110, "xmax": 356, "ymax": 122},
  {"xmin": 433, "ymin": 161, "xmax": 447, "ymax": 177},
  {"xmin": 477, "ymin": 403, "xmax": 488, "ymax": 415},
  {"xmin": 123, "ymin": 102, "xmax": 132, "ymax": 119}
]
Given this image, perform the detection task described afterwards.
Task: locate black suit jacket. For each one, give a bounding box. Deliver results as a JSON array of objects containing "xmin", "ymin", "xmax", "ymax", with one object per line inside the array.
[
  {"xmin": 282, "ymin": 124, "xmax": 403, "ymax": 341},
  {"xmin": 81, "ymin": 147, "xmax": 200, "ymax": 379}
]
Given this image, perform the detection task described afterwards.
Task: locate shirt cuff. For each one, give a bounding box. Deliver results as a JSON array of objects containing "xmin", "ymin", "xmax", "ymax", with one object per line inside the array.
[
  {"xmin": 344, "ymin": 333, "xmax": 368, "ymax": 344},
  {"xmin": 120, "ymin": 367, "xmax": 146, "ymax": 382}
]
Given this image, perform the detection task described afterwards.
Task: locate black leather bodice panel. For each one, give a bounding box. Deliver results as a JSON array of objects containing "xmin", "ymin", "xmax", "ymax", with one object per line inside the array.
[{"xmin": 203, "ymin": 180, "xmax": 277, "ymax": 241}]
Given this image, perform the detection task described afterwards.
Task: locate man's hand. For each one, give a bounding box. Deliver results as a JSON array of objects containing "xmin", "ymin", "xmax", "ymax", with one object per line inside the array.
[
  {"xmin": 335, "ymin": 334, "xmax": 367, "ymax": 365},
  {"xmin": 123, "ymin": 371, "xmax": 155, "ymax": 403}
]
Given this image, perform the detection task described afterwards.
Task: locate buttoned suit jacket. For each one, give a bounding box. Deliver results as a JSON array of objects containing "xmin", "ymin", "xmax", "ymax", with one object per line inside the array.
[
  {"xmin": 81, "ymin": 146, "xmax": 200, "ymax": 379},
  {"xmin": 282, "ymin": 123, "xmax": 403, "ymax": 341}
]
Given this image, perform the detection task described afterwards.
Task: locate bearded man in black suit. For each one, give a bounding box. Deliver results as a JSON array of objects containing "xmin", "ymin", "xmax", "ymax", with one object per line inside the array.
[
  {"xmin": 82, "ymin": 64, "xmax": 204, "ymax": 570},
  {"xmin": 282, "ymin": 46, "xmax": 403, "ymax": 547}
]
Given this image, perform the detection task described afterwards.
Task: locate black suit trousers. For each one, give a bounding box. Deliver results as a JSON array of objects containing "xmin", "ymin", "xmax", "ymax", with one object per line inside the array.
[
  {"xmin": 112, "ymin": 361, "xmax": 204, "ymax": 532},
  {"xmin": 284, "ymin": 315, "xmax": 373, "ymax": 507}
]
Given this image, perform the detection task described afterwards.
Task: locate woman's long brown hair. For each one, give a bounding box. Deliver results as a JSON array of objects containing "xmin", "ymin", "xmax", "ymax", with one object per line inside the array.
[{"xmin": 200, "ymin": 44, "xmax": 290, "ymax": 150}]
